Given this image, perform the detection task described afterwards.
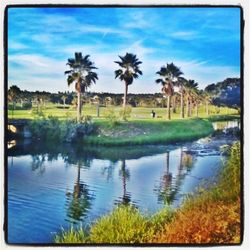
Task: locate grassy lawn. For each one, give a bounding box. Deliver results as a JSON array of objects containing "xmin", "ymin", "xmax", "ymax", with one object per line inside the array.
[
  {"xmin": 8, "ymin": 103, "xmax": 239, "ymax": 146},
  {"xmin": 7, "ymin": 103, "xmax": 238, "ymax": 121}
]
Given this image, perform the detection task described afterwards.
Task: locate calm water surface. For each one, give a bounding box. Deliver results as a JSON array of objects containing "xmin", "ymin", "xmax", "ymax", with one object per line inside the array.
[{"xmin": 7, "ymin": 120, "xmax": 239, "ymax": 243}]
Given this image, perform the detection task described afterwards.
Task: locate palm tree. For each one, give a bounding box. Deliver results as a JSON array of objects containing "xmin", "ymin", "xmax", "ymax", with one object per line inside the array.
[
  {"xmin": 175, "ymin": 77, "xmax": 186, "ymax": 119},
  {"xmin": 184, "ymin": 80, "xmax": 198, "ymax": 117},
  {"xmin": 65, "ymin": 52, "xmax": 98, "ymax": 122},
  {"xmin": 203, "ymin": 91, "xmax": 212, "ymax": 116},
  {"xmin": 156, "ymin": 63, "xmax": 183, "ymax": 120},
  {"xmin": 114, "ymin": 53, "xmax": 142, "ymax": 108}
]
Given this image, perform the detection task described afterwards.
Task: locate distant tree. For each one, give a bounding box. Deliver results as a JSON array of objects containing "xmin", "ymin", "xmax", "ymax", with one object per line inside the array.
[
  {"xmin": 65, "ymin": 52, "xmax": 98, "ymax": 122},
  {"xmin": 156, "ymin": 63, "xmax": 183, "ymax": 120},
  {"xmin": 114, "ymin": 53, "xmax": 142, "ymax": 108},
  {"xmin": 8, "ymin": 85, "xmax": 21, "ymax": 118},
  {"xmin": 61, "ymin": 94, "xmax": 67, "ymax": 108}
]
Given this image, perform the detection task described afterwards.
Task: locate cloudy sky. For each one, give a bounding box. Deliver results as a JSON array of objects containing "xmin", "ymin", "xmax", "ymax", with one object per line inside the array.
[{"xmin": 8, "ymin": 7, "xmax": 241, "ymax": 93}]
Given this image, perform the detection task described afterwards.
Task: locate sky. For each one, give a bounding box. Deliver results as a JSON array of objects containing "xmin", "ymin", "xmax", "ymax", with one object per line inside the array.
[{"xmin": 7, "ymin": 7, "xmax": 241, "ymax": 93}]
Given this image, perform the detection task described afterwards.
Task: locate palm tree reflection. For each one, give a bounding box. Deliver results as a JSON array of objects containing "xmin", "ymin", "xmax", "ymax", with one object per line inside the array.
[
  {"xmin": 30, "ymin": 154, "xmax": 46, "ymax": 175},
  {"xmin": 157, "ymin": 148, "xmax": 195, "ymax": 205},
  {"xmin": 66, "ymin": 162, "xmax": 94, "ymax": 223},
  {"xmin": 117, "ymin": 159, "xmax": 131, "ymax": 205}
]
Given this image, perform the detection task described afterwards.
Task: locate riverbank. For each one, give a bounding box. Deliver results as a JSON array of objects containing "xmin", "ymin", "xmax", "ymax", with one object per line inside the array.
[
  {"xmin": 8, "ymin": 114, "xmax": 239, "ymax": 146},
  {"xmin": 55, "ymin": 141, "xmax": 241, "ymax": 244},
  {"xmin": 84, "ymin": 118, "xmax": 214, "ymax": 146}
]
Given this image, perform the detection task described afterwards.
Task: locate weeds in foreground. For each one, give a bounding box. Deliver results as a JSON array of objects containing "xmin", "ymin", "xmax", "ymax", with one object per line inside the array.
[{"xmin": 152, "ymin": 142, "xmax": 241, "ymax": 244}]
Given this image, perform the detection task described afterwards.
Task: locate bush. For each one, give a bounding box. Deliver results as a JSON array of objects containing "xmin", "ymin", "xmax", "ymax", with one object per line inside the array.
[
  {"xmin": 54, "ymin": 227, "xmax": 88, "ymax": 244},
  {"xmin": 29, "ymin": 116, "xmax": 94, "ymax": 142},
  {"xmin": 104, "ymin": 107, "xmax": 119, "ymax": 126},
  {"xmin": 22, "ymin": 102, "xmax": 32, "ymax": 109},
  {"xmin": 119, "ymin": 106, "xmax": 132, "ymax": 121},
  {"xmin": 90, "ymin": 205, "xmax": 150, "ymax": 243},
  {"xmin": 55, "ymin": 205, "xmax": 173, "ymax": 244}
]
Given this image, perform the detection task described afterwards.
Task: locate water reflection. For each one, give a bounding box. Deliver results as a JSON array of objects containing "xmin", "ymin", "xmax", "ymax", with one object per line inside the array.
[
  {"xmin": 117, "ymin": 159, "xmax": 131, "ymax": 205},
  {"xmin": 156, "ymin": 148, "xmax": 196, "ymax": 205},
  {"xmin": 30, "ymin": 155, "xmax": 46, "ymax": 175},
  {"xmin": 66, "ymin": 163, "xmax": 94, "ymax": 223},
  {"xmin": 212, "ymin": 120, "xmax": 240, "ymax": 131},
  {"xmin": 7, "ymin": 120, "xmax": 240, "ymax": 243}
]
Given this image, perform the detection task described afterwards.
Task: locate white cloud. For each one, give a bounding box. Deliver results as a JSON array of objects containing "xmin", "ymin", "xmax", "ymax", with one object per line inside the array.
[
  {"xmin": 8, "ymin": 51, "xmax": 239, "ymax": 94},
  {"xmin": 8, "ymin": 41, "xmax": 28, "ymax": 50}
]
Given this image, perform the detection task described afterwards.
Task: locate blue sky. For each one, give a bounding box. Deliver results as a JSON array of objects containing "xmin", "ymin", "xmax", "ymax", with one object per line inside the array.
[{"xmin": 8, "ymin": 7, "xmax": 241, "ymax": 93}]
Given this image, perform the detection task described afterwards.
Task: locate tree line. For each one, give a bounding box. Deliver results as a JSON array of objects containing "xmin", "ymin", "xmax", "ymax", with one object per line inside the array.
[{"xmin": 8, "ymin": 52, "xmax": 240, "ymax": 121}]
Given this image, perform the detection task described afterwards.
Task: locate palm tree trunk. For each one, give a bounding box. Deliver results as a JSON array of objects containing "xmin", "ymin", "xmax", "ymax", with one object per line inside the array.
[
  {"xmin": 186, "ymin": 98, "xmax": 190, "ymax": 117},
  {"xmin": 166, "ymin": 151, "xmax": 170, "ymax": 174},
  {"xmin": 172, "ymin": 96, "xmax": 176, "ymax": 113},
  {"xmin": 123, "ymin": 83, "xmax": 128, "ymax": 108},
  {"xmin": 180, "ymin": 93, "xmax": 184, "ymax": 118},
  {"xmin": 77, "ymin": 91, "xmax": 82, "ymax": 122},
  {"xmin": 196, "ymin": 103, "xmax": 198, "ymax": 117},
  {"xmin": 167, "ymin": 95, "xmax": 171, "ymax": 120},
  {"xmin": 190, "ymin": 100, "xmax": 192, "ymax": 116}
]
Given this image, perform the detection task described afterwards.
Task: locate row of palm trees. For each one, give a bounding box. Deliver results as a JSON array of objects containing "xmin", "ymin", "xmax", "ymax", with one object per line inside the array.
[{"xmin": 65, "ymin": 52, "xmax": 210, "ymax": 122}]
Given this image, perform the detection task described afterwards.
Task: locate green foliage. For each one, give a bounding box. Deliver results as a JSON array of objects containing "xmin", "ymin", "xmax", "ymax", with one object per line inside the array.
[
  {"xmin": 54, "ymin": 226, "xmax": 88, "ymax": 244},
  {"xmin": 29, "ymin": 116, "xmax": 94, "ymax": 142},
  {"xmin": 31, "ymin": 106, "xmax": 45, "ymax": 118},
  {"xmin": 90, "ymin": 205, "xmax": 150, "ymax": 243},
  {"xmin": 104, "ymin": 107, "xmax": 119, "ymax": 126},
  {"xmin": 84, "ymin": 118, "xmax": 214, "ymax": 146},
  {"xmin": 55, "ymin": 205, "xmax": 173, "ymax": 244},
  {"xmin": 119, "ymin": 106, "xmax": 132, "ymax": 121},
  {"xmin": 219, "ymin": 142, "xmax": 240, "ymax": 200}
]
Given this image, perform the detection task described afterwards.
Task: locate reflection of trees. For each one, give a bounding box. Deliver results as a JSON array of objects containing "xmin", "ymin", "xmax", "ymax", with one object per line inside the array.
[
  {"xmin": 66, "ymin": 163, "xmax": 94, "ymax": 223},
  {"xmin": 101, "ymin": 162, "xmax": 116, "ymax": 182},
  {"xmin": 30, "ymin": 155, "xmax": 46, "ymax": 175},
  {"xmin": 157, "ymin": 151, "xmax": 173, "ymax": 205},
  {"xmin": 118, "ymin": 159, "xmax": 131, "ymax": 205},
  {"xmin": 157, "ymin": 148, "xmax": 196, "ymax": 205}
]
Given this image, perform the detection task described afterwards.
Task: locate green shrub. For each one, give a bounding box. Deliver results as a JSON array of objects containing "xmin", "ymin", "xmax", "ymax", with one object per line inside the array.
[
  {"xmin": 54, "ymin": 226, "xmax": 89, "ymax": 244},
  {"xmin": 104, "ymin": 107, "xmax": 119, "ymax": 126},
  {"xmin": 55, "ymin": 204, "xmax": 173, "ymax": 244},
  {"xmin": 119, "ymin": 106, "xmax": 132, "ymax": 121},
  {"xmin": 89, "ymin": 205, "xmax": 150, "ymax": 243},
  {"xmin": 29, "ymin": 116, "xmax": 94, "ymax": 142}
]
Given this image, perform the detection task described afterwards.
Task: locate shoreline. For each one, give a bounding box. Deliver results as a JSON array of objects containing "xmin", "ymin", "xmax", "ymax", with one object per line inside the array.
[{"xmin": 7, "ymin": 115, "xmax": 240, "ymax": 147}]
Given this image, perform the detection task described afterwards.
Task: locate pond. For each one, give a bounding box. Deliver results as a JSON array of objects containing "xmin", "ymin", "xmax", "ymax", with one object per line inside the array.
[{"xmin": 7, "ymin": 120, "xmax": 240, "ymax": 244}]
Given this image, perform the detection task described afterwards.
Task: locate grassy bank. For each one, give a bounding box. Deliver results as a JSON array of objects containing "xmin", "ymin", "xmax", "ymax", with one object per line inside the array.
[
  {"xmin": 13, "ymin": 116, "xmax": 214, "ymax": 146},
  {"xmin": 55, "ymin": 142, "xmax": 241, "ymax": 244},
  {"xmin": 84, "ymin": 118, "xmax": 214, "ymax": 146}
]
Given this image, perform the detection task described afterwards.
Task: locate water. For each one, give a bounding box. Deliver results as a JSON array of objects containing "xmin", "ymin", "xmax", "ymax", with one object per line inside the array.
[{"xmin": 7, "ymin": 121, "xmax": 240, "ymax": 244}]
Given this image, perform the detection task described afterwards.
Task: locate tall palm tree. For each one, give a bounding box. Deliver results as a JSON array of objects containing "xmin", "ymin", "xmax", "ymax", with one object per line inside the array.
[
  {"xmin": 202, "ymin": 91, "xmax": 212, "ymax": 116},
  {"xmin": 184, "ymin": 80, "xmax": 198, "ymax": 117},
  {"xmin": 156, "ymin": 63, "xmax": 183, "ymax": 120},
  {"xmin": 65, "ymin": 52, "xmax": 98, "ymax": 122},
  {"xmin": 114, "ymin": 53, "xmax": 142, "ymax": 108},
  {"xmin": 176, "ymin": 77, "xmax": 187, "ymax": 119}
]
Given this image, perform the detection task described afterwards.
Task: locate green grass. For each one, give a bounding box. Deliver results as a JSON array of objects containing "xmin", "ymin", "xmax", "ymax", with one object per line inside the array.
[
  {"xmin": 55, "ymin": 205, "xmax": 173, "ymax": 244},
  {"xmin": 8, "ymin": 103, "xmax": 238, "ymax": 120},
  {"xmin": 84, "ymin": 118, "xmax": 214, "ymax": 146},
  {"xmin": 8, "ymin": 103, "xmax": 239, "ymax": 146}
]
